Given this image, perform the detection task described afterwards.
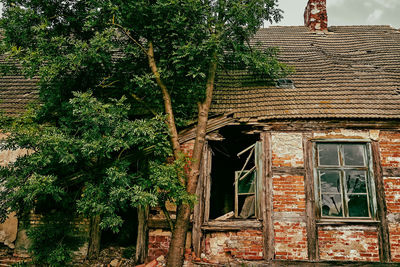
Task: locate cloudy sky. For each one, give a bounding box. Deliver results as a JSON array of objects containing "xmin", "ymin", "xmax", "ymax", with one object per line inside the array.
[{"xmin": 267, "ymin": 0, "xmax": 400, "ymax": 28}]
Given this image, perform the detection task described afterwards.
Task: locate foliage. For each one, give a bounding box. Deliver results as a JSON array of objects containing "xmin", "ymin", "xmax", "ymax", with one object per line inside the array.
[
  {"xmin": 0, "ymin": 0, "xmax": 289, "ymax": 264},
  {"xmin": 0, "ymin": 92, "xmax": 188, "ymax": 226},
  {"xmin": 25, "ymin": 212, "xmax": 84, "ymax": 266}
]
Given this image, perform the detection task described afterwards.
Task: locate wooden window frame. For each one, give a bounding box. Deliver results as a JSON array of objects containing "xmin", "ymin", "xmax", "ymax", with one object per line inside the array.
[{"xmin": 312, "ymin": 139, "xmax": 378, "ymax": 222}]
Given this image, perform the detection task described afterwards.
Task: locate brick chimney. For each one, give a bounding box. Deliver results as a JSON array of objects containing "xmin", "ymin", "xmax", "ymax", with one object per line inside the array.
[{"xmin": 304, "ymin": 0, "xmax": 328, "ymax": 33}]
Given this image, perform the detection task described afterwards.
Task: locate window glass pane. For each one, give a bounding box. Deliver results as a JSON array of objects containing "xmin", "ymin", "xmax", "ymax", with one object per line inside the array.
[
  {"xmin": 318, "ymin": 144, "xmax": 339, "ymax": 166},
  {"xmin": 237, "ymin": 171, "xmax": 256, "ymax": 194},
  {"xmin": 343, "ymin": 144, "xmax": 365, "ymax": 166},
  {"xmin": 348, "ymin": 195, "xmax": 369, "ymax": 217},
  {"xmin": 320, "ymin": 171, "xmax": 341, "ymax": 194},
  {"xmin": 321, "ymin": 194, "xmax": 343, "ymax": 217},
  {"xmin": 345, "ymin": 171, "xmax": 367, "ymax": 194}
]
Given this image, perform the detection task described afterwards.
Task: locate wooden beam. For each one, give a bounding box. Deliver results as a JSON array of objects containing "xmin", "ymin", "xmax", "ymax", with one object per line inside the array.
[
  {"xmin": 371, "ymin": 142, "xmax": 392, "ymax": 263},
  {"xmin": 303, "ymin": 133, "xmax": 319, "ymax": 261},
  {"xmin": 192, "ymin": 145, "xmax": 207, "ymax": 256},
  {"xmin": 201, "ymin": 220, "xmax": 262, "ymax": 231},
  {"xmin": 136, "ymin": 206, "xmax": 149, "ymax": 263},
  {"xmin": 262, "ymin": 132, "xmax": 274, "ymax": 261},
  {"xmin": 272, "ymin": 167, "xmax": 306, "ymax": 176},
  {"xmin": 383, "ymin": 167, "xmax": 400, "ymax": 177}
]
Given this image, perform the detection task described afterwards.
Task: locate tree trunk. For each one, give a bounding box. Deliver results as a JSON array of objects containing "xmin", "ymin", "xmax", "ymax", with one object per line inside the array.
[
  {"xmin": 87, "ymin": 215, "xmax": 101, "ymax": 259},
  {"xmin": 147, "ymin": 39, "xmax": 218, "ymax": 266},
  {"xmin": 136, "ymin": 206, "xmax": 149, "ymax": 264},
  {"xmin": 166, "ymin": 53, "xmax": 218, "ymax": 267}
]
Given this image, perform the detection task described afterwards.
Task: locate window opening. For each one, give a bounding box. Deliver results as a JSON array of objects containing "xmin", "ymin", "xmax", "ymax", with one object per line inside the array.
[
  {"xmin": 208, "ymin": 126, "xmax": 261, "ymax": 220},
  {"xmin": 276, "ymin": 78, "xmax": 295, "ymax": 89},
  {"xmin": 314, "ymin": 142, "xmax": 377, "ymax": 219}
]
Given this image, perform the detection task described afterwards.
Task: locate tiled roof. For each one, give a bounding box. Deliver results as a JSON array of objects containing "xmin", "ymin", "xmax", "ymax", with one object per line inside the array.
[
  {"xmin": 0, "ymin": 56, "xmax": 39, "ymax": 116},
  {"xmin": 211, "ymin": 26, "xmax": 400, "ymax": 121}
]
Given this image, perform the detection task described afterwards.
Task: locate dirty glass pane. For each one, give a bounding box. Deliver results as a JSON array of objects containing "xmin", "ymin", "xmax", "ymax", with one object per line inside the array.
[
  {"xmin": 321, "ymin": 194, "xmax": 343, "ymax": 217},
  {"xmin": 343, "ymin": 144, "xmax": 365, "ymax": 166},
  {"xmin": 237, "ymin": 171, "xmax": 256, "ymax": 194},
  {"xmin": 320, "ymin": 171, "xmax": 341, "ymax": 193},
  {"xmin": 345, "ymin": 171, "xmax": 367, "ymax": 194},
  {"xmin": 318, "ymin": 144, "xmax": 339, "ymax": 166},
  {"xmin": 348, "ymin": 195, "xmax": 369, "ymax": 217}
]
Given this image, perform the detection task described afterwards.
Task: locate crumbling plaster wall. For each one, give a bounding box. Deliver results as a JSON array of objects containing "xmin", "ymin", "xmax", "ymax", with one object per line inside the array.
[
  {"xmin": 379, "ymin": 131, "xmax": 400, "ymax": 262},
  {"xmin": 0, "ymin": 132, "xmax": 30, "ymax": 249},
  {"xmin": 271, "ymin": 132, "xmax": 308, "ymax": 261},
  {"xmin": 147, "ymin": 128, "xmax": 400, "ymax": 264}
]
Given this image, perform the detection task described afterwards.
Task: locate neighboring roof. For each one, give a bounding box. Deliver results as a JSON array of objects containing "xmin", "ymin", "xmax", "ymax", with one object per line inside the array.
[
  {"xmin": 211, "ymin": 26, "xmax": 400, "ymax": 121},
  {"xmin": 0, "ymin": 55, "xmax": 39, "ymax": 116}
]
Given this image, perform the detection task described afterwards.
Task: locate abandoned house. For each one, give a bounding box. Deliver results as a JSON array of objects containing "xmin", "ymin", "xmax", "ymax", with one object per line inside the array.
[
  {"xmin": 148, "ymin": 0, "xmax": 400, "ymax": 265},
  {"xmin": 0, "ymin": 0, "xmax": 400, "ymax": 265}
]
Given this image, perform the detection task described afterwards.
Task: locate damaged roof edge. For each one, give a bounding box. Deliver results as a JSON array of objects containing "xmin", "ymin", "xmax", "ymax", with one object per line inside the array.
[{"xmin": 178, "ymin": 112, "xmax": 237, "ymax": 144}]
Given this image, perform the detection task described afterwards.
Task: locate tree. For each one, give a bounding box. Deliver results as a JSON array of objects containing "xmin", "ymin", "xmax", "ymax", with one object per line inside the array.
[{"xmin": 0, "ymin": 0, "xmax": 289, "ymax": 266}]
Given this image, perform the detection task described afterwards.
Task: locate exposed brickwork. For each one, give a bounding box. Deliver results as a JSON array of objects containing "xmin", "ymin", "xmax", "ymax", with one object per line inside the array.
[
  {"xmin": 148, "ymin": 230, "xmax": 171, "ymax": 261},
  {"xmin": 318, "ymin": 226, "xmax": 379, "ymax": 262},
  {"xmin": 271, "ymin": 133, "xmax": 303, "ymax": 167},
  {"xmin": 274, "ymin": 222, "xmax": 307, "ymax": 260},
  {"xmin": 304, "ymin": 0, "xmax": 328, "ymax": 32},
  {"xmin": 204, "ymin": 230, "xmax": 263, "ymax": 262},
  {"xmin": 272, "ymin": 175, "xmax": 305, "ymax": 213},
  {"xmin": 389, "ymin": 223, "xmax": 400, "ymax": 262},
  {"xmin": 180, "ymin": 140, "xmax": 195, "ymax": 158},
  {"xmin": 383, "ymin": 177, "xmax": 400, "ymax": 214},
  {"xmin": 379, "ymin": 131, "xmax": 400, "ymax": 168}
]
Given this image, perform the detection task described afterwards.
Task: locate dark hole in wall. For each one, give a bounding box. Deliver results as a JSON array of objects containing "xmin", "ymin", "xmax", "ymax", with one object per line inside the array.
[
  {"xmin": 209, "ymin": 126, "xmax": 259, "ymax": 219},
  {"xmin": 101, "ymin": 207, "xmax": 138, "ymax": 248}
]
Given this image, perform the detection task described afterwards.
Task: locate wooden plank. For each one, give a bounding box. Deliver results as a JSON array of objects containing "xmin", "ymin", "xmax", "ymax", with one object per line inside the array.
[
  {"xmin": 136, "ymin": 206, "xmax": 149, "ymax": 263},
  {"xmin": 272, "ymin": 167, "xmax": 306, "ymax": 175},
  {"xmin": 262, "ymin": 132, "xmax": 274, "ymax": 261},
  {"xmin": 203, "ymin": 146, "xmax": 212, "ymax": 223},
  {"xmin": 192, "ymin": 144, "xmax": 207, "ymax": 256},
  {"xmin": 371, "ymin": 141, "xmax": 391, "ymax": 263},
  {"xmin": 255, "ymin": 141, "xmax": 263, "ymax": 219},
  {"xmin": 303, "ymin": 133, "xmax": 319, "ymax": 261},
  {"xmin": 261, "ymin": 120, "xmax": 400, "ymax": 131},
  {"xmin": 201, "ymin": 220, "xmax": 262, "ymax": 231},
  {"xmin": 383, "ymin": 167, "xmax": 400, "ymax": 177}
]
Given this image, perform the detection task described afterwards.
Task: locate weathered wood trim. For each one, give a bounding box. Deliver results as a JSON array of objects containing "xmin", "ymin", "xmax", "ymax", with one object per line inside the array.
[
  {"xmin": 372, "ymin": 142, "xmax": 392, "ymax": 263},
  {"xmin": 192, "ymin": 144, "xmax": 208, "ymax": 256},
  {"xmin": 203, "ymin": 146, "xmax": 212, "ymax": 223},
  {"xmin": 262, "ymin": 132, "xmax": 274, "ymax": 261},
  {"xmin": 201, "ymin": 220, "xmax": 262, "ymax": 231},
  {"xmin": 148, "ymin": 219, "xmax": 175, "ymax": 229},
  {"xmin": 136, "ymin": 206, "xmax": 149, "ymax": 263},
  {"xmin": 260, "ymin": 120, "xmax": 400, "ymax": 131},
  {"xmin": 272, "ymin": 167, "xmax": 305, "ymax": 176},
  {"xmin": 272, "ymin": 212, "xmax": 306, "ymax": 222},
  {"xmin": 383, "ymin": 167, "xmax": 400, "ymax": 177},
  {"xmin": 303, "ymin": 133, "xmax": 319, "ymax": 261}
]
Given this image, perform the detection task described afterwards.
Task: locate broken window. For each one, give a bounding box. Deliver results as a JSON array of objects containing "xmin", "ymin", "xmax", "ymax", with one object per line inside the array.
[
  {"xmin": 208, "ymin": 127, "xmax": 262, "ymax": 220},
  {"xmin": 314, "ymin": 142, "xmax": 377, "ymax": 219}
]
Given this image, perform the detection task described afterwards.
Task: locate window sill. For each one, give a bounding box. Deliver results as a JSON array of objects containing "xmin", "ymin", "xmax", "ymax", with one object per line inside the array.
[
  {"xmin": 201, "ymin": 219, "xmax": 262, "ymax": 231},
  {"xmin": 317, "ymin": 219, "xmax": 379, "ymax": 225}
]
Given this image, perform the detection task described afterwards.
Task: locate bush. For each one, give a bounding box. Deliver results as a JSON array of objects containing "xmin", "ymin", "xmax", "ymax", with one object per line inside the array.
[{"xmin": 26, "ymin": 213, "xmax": 84, "ymax": 266}]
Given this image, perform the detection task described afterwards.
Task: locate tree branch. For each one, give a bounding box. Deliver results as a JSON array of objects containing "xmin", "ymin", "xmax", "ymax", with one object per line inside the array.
[{"xmin": 112, "ymin": 20, "xmax": 149, "ymax": 57}]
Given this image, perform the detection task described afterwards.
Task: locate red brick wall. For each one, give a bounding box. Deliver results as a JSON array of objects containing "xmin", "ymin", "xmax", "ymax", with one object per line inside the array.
[
  {"xmin": 148, "ymin": 230, "xmax": 171, "ymax": 261},
  {"xmin": 318, "ymin": 226, "xmax": 380, "ymax": 262},
  {"xmin": 204, "ymin": 230, "xmax": 263, "ymax": 263},
  {"xmin": 180, "ymin": 140, "xmax": 195, "ymax": 158},
  {"xmin": 389, "ymin": 224, "xmax": 400, "ymax": 262},
  {"xmin": 274, "ymin": 222, "xmax": 308, "ymax": 260},
  {"xmin": 272, "ymin": 175, "xmax": 306, "ymax": 213},
  {"xmin": 380, "ymin": 131, "xmax": 400, "ymax": 262}
]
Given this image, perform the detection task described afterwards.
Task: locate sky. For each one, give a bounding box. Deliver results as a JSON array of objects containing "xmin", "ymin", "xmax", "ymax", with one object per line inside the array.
[
  {"xmin": 0, "ymin": 1, "xmax": 399, "ymax": 28},
  {"xmin": 267, "ymin": 0, "xmax": 400, "ymax": 28}
]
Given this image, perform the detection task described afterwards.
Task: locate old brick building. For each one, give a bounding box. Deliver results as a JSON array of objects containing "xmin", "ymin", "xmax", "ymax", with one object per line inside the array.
[{"xmin": 148, "ymin": 0, "xmax": 400, "ymax": 264}]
